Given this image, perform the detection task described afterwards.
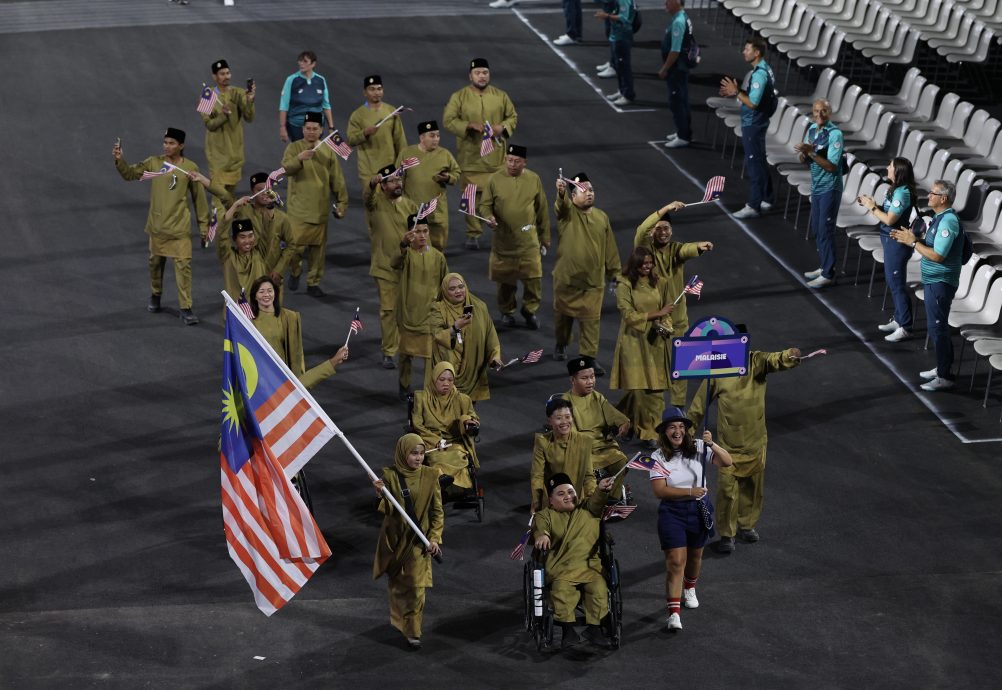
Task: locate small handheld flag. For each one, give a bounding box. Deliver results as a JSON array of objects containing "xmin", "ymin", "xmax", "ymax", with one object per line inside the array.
[
  {"xmin": 509, "ymin": 514, "xmax": 535, "ymax": 561},
  {"xmin": 626, "ymin": 452, "xmax": 658, "ymax": 472},
  {"xmin": 345, "ymin": 307, "xmax": 363, "ymax": 345},
  {"xmin": 196, "ymin": 84, "xmax": 218, "ymax": 115},
  {"xmin": 495, "ymin": 348, "xmax": 544, "ymax": 371},
  {"xmin": 480, "ymin": 121, "xmax": 495, "ymax": 157},
  {"xmin": 237, "ymin": 289, "xmax": 255, "ymax": 320},
  {"xmin": 602, "ymin": 504, "xmax": 638, "ymax": 522},
  {"xmin": 458, "ymin": 183, "xmax": 491, "ymax": 222},
  {"xmin": 416, "ymin": 197, "xmax": 439, "ymax": 221},
  {"xmin": 207, "ymin": 206, "xmax": 219, "ymax": 243},
  {"xmin": 324, "ymin": 130, "xmax": 353, "ymax": 160},
  {"xmin": 374, "ymin": 105, "xmax": 412, "ymax": 128},
  {"xmin": 794, "ymin": 348, "xmax": 828, "ymax": 360},
  {"xmin": 140, "ymin": 163, "xmax": 171, "ymax": 181},
  {"xmin": 673, "ymin": 274, "xmax": 703, "ymax": 305},
  {"xmin": 684, "ymin": 176, "xmax": 726, "ymax": 206}
]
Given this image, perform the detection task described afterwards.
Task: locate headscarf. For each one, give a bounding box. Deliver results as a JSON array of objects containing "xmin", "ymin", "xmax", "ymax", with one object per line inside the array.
[
  {"xmin": 393, "ymin": 433, "xmax": 426, "ymax": 478},
  {"xmin": 422, "ymin": 361, "xmax": 462, "ymax": 432},
  {"xmin": 438, "ymin": 272, "xmax": 471, "ymax": 324}
]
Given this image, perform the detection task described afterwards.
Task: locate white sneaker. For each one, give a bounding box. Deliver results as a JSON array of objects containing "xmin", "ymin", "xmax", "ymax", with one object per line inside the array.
[
  {"xmin": 596, "ymin": 61, "xmax": 611, "ymax": 71},
  {"xmin": 553, "ymin": 34, "xmax": 578, "ymax": 46},
  {"xmin": 807, "ymin": 275, "xmax": 834, "ymax": 288},
  {"xmin": 666, "ymin": 612, "xmax": 683, "ymax": 631},
  {"xmin": 488, "ymin": 0, "xmax": 517, "ymax": 7},
  {"xmin": 732, "ymin": 205, "xmax": 760, "ymax": 219},
  {"xmin": 611, "ymin": 95, "xmax": 633, "ymax": 106},
  {"xmin": 683, "ymin": 588, "xmax": 699, "ymax": 609},
  {"xmin": 804, "ymin": 267, "xmax": 823, "ymax": 279},
  {"xmin": 760, "ymin": 201, "xmax": 773, "ymax": 211},
  {"xmin": 665, "ymin": 138, "xmax": 690, "ymax": 148},
  {"xmin": 884, "ymin": 327, "xmax": 912, "ymax": 343},
  {"xmin": 606, "ymin": 90, "xmax": 622, "ymax": 100},
  {"xmin": 920, "ymin": 377, "xmax": 954, "ymax": 392},
  {"xmin": 665, "ymin": 133, "xmax": 679, "ymax": 142},
  {"xmin": 597, "ymin": 66, "xmax": 617, "ymax": 78},
  {"xmin": 878, "ymin": 319, "xmax": 900, "ymax": 333},
  {"xmin": 919, "ymin": 367, "xmax": 938, "ymax": 380}
]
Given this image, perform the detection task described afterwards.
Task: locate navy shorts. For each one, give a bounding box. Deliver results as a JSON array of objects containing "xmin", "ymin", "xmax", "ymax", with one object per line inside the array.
[{"xmin": 657, "ymin": 499, "xmax": 712, "ymax": 550}]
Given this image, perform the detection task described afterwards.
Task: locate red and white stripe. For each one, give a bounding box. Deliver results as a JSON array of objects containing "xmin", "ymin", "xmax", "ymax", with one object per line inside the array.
[
  {"xmin": 255, "ymin": 380, "xmax": 336, "ymax": 479},
  {"xmin": 701, "ymin": 176, "xmax": 726, "ymax": 203}
]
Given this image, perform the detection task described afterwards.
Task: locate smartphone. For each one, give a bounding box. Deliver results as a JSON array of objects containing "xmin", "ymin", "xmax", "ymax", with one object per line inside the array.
[
  {"xmin": 246, "ymin": 78, "xmax": 254, "ymax": 91},
  {"xmin": 463, "ymin": 305, "xmax": 474, "ymax": 316}
]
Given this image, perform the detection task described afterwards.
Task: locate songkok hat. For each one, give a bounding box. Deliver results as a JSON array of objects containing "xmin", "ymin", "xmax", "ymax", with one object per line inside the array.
[
  {"xmin": 406, "ymin": 214, "xmax": 427, "ymax": 229},
  {"xmin": 212, "ymin": 59, "xmax": 229, "ymax": 74},
  {"xmin": 656, "ymin": 406, "xmax": 693, "ymax": 433},
  {"xmin": 470, "ymin": 57, "xmax": 490, "ymax": 70},
  {"xmin": 377, "ymin": 164, "xmax": 398, "ymax": 178},
  {"xmin": 364, "ymin": 74, "xmax": 382, "ymax": 87},
  {"xmin": 231, "ymin": 218, "xmax": 254, "ymax": 237},
  {"xmin": 164, "ymin": 127, "xmax": 186, "ymax": 144},
  {"xmin": 547, "ymin": 473, "xmax": 574, "ymax": 495},
  {"xmin": 506, "ymin": 144, "xmax": 527, "ymax": 158},
  {"xmin": 303, "ymin": 111, "xmax": 324, "ymax": 124},
  {"xmin": 567, "ymin": 356, "xmax": 596, "ymax": 376},
  {"xmin": 249, "ymin": 172, "xmax": 269, "ymax": 188},
  {"xmin": 417, "ymin": 120, "xmax": 439, "ymax": 135},
  {"xmin": 572, "ymin": 172, "xmax": 590, "ymax": 184}
]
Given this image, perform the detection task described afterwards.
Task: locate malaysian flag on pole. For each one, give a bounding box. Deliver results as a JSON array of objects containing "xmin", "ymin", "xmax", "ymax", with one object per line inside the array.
[
  {"xmin": 207, "ymin": 206, "xmax": 219, "ymax": 243},
  {"xmin": 626, "ymin": 452, "xmax": 658, "ymax": 472},
  {"xmin": 458, "ymin": 183, "xmax": 477, "ymax": 215},
  {"xmin": 266, "ymin": 167, "xmax": 286, "ymax": 189},
  {"xmin": 508, "ymin": 514, "xmax": 535, "ymax": 561},
  {"xmin": 350, "ymin": 308, "xmax": 364, "ymax": 335},
  {"xmin": 416, "ymin": 197, "xmax": 439, "ymax": 221},
  {"xmin": 602, "ymin": 504, "xmax": 638, "ymax": 521},
  {"xmin": 197, "ymin": 84, "xmax": 219, "ymax": 115},
  {"xmin": 701, "ymin": 176, "xmax": 726, "ymax": 203},
  {"xmin": 394, "ymin": 156, "xmax": 420, "ymax": 177},
  {"xmin": 324, "ymin": 130, "xmax": 353, "ymax": 160},
  {"xmin": 521, "ymin": 348, "xmax": 544, "ymax": 364},
  {"xmin": 220, "ymin": 293, "xmax": 336, "ymax": 615},
  {"xmin": 480, "ymin": 121, "xmax": 495, "ymax": 157},
  {"xmin": 683, "ymin": 275, "xmax": 704, "ymax": 299},
  {"xmin": 140, "ymin": 163, "xmax": 171, "ymax": 181}
]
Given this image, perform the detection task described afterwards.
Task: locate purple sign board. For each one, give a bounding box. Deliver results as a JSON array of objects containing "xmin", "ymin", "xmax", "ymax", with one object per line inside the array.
[{"xmin": 671, "ymin": 316, "xmax": 750, "ymax": 380}]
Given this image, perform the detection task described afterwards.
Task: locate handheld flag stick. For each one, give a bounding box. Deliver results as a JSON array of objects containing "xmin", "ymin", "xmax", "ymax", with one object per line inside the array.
[
  {"xmin": 374, "ymin": 105, "xmax": 410, "ymax": 128},
  {"xmin": 686, "ymin": 176, "xmax": 726, "ymax": 206},
  {"xmin": 311, "ymin": 131, "xmax": 336, "ymax": 151},
  {"xmin": 344, "ymin": 307, "xmax": 362, "ymax": 346},
  {"xmin": 221, "ymin": 291, "xmax": 440, "ymax": 563}
]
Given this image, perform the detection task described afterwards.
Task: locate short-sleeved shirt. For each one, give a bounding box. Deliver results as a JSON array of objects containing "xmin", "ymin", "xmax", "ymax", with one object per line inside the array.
[
  {"xmin": 279, "ymin": 71, "xmax": 331, "ymax": 127},
  {"xmin": 740, "ymin": 61, "xmax": 775, "ymax": 128},
  {"xmin": 920, "ymin": 209, "xmax": 963, "ymax": 287},
  {"xmin": 648, "ymin": 439, "xmax": 711, "ymax": 489},
  {"xmin": 608, "ymin": 0, "xmax": 634, "ymax": 42},
  {"xmin": 803, "ymin": 121, "xmax": 844, "ymax": 195},
  {"xmin": 661, "ymin": 10, "xmax": 690, "ymax": 72},
  {"xmin": 879, "ymin": 185, "xmax": 913, "ymax": 237}
]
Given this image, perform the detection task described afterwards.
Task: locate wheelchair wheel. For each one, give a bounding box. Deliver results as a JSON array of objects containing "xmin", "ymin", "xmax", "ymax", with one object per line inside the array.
[
  {"xmin": 522, "ymin": 562, "xmax": 534, "ymax": 633},
  {"xmin": 535, "ymin": 611, "xmax": 553, "ymax": 652},
  {"xmin": 606, "ymin": 557, "xmax": 623, "ymax": 649},
  {"xmin": 475, "ymin": 488, "xmax": 485, "ymax": 523}
]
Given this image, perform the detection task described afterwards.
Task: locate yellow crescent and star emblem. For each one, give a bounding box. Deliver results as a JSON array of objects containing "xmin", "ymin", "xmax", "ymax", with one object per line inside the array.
[{"xmin": 222, "ymin": 338, "xmax": 260, "ymax": 433}]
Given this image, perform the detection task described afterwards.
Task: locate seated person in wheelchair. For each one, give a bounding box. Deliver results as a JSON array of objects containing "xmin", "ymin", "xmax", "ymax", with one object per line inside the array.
[
  {"xmin": 531, "ymin": 397, "xmax": 597, "ymax": 514},
  {"xmin": 412, "ymin": 361, "xmax": 480, "ymax": 495},
  {"xmin": 533, "ymin": 472, "xmax": 617, "ymax": 649}
]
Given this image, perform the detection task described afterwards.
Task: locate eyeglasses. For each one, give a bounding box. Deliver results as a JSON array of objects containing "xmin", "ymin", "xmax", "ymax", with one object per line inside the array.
[{"xmin": 928, "ymin": 191, "xmax": 946, "ymax": 197}]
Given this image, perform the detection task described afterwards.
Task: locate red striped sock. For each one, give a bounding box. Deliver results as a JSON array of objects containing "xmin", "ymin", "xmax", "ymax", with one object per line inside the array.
[
  {"xmin": 684, "ymin": 576, "xmax": 698, "ymax": 590},
  {"xmin": 667, "ymin": 598, "xmax": 681, "ymax": 615}
]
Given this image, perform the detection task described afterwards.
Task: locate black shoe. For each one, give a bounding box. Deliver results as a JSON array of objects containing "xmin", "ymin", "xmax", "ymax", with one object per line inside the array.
[
  {"xmin": 464, "ymin": 238, "xmax": 479, "ymax": 250},
  {"xmin": 288, "ymin": 274, "xmax": 300, "ymax": 291},
  {"xmin": 714, "ymin": 536, "xmax": 736, "ymax": 554},
  {"xmin": 180, "ymin": 309, "xmax": 199, "ymax": 325},
  {"xmin": 398, "ymin": 385, "xmax": 411, "ymax": 401},
  {"xmin": 382, "ymin": 355, "xmax": 396, "ymax": 370},
  {"xmin": 553, "ymin": 346, "xmax": 566, "ymax": 361},
  {"xmin": 582, "ymin": 625, "xmax": 613, "ymax": 649},
  {"xmin": 560, "ymin": 624, "xmax": 581, "ymax": 649},
  {"xmin": 406, "ymin": 637, "xmax": 421, "ymax": 650},
  {"xmin": 147, "ymin": 294, "xmax": 161, "ymax": 313},
  {"xmin": 522, "ymin": 310, "xmax": 539, "ymax": 330},
  {"xmin": 592, "ymin": 362, "xmax": 606, "ymax": 377},
  {"xmin": 738, "ymin": 528, "xmax": 760, "ymax": 543},
  {"xmin": 501, "ymin": 313, "xmax": 517, "ymax": 327},
  {"xmin": 306, "ymin": 285, "xmax": 325, "ymax": 297}
]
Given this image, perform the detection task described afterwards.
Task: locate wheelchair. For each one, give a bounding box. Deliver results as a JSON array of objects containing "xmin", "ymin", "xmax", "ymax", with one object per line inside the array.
[
  {"xmin": 407, "ymin": 394, "xmax": 485, "ymax": 522},
  {"xmin": 522, "ymin": 522, "xmax": 623, "ymax": 652}
]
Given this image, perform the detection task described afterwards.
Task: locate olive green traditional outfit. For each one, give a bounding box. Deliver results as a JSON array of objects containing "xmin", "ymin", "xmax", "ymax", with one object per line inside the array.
[
  {"xmin": 687, "ymin": 349, "xmax": 800, "ymax": 539},
  {"xmin": 427, "ymin": 273, "xmax": 502, "ymax": 401},
  {"xmin": 215, "ymin": 223, "xmax": 279, "ymax": 305},
  {"xmin": 115, "ymin": 155, "xmax": 210, "ymax": 310},
  {"xmin": 553, "ymin": 194, "xmax": 620, "ymax": 358},
  {"xmin": 391, "ymin": 244, "xmax": 448, "ymax": 389},
  {"xmin": 532, "ymin": 486, "xmax": 610, "ymax": 625},
  {"xmin": 253, "ymin": 309, "xmax": 336, "ymax": 389},
  {"xmin": 236, "ymin": 204, "xmax": 297, "ymax": 281},
  {"xmin": 610, "ymin": 277, "xmax": 673, "ymax": 442},
  {"xmin": 442, "ymin": 84, "xmax": 517, "ymax": 239},
  {"xmin": 373, "ymin": 434, "xmax": 444, "ymax": 641},
  {"xmin": 365, "ymin": 187, "xmax": 419, "ymax": 356},
  {"xmin": 530, "ymin": 430, "xmax": 596, "ymax": 513},
  {"xmin": 412, "ymin": 362, "xmax": 480, "ymax": 490},
  {"xmin": 634, "ymin": 211, "xmax": 708, "ymax": 405},
  {"xmin": 280, "ymin": 141, "xmax": 348, "ymax": 288},
  {"xmin": 397, "ymin": 143, "xmax": 461, "ymax": 250},
  {"xmin": 347, "ymin": 101, "xmax": 408, "ymax": 193},
  {"xmin": 201, "ymin": 86, "xmax": 255, "ymax": 194},
  {"xmin": 559, "ymin": 391, "xmax": 630, "ymax": 473},
  {"xmin": 479, "ymin": 168, "xmax": 551, "ymax": 316}
]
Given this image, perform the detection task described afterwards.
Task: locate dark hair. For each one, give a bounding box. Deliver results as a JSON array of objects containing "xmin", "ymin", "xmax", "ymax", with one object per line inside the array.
[
  {"xmin": 658, "ymin": 423, "xmax": 696, "ymax": 457},
  {"xmin": 622, "ymin": 246, "xmax": 658, "ymax": 289},
  {"xmin": 890, "ymin": 157, "xmax": 918, "ymax": 210},
  {"xmin": 746, "ymin": 37, "xmax": 767, "ymax": 58},
  {"xmin": 249, "ymin": 275, "xmax": 281, "ymax": 317},
  {"xmin": 546, "ymin": 397, "xmax": 572, "ymax": 418},
  {"xmin": 297, "ymin": 50, "xmax": 317, "ymax": 63}
]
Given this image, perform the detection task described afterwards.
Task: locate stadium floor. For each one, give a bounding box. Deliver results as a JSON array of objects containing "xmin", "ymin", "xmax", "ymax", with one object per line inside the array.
[{"xmin": 2, "ymin": 2, "xmax": 1001, "ymax": 687}]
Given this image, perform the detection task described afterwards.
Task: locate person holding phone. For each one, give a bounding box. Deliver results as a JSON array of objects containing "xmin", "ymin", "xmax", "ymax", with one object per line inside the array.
[
  {"xmin": 200, "ymin": 59, "xmax": 255, "ymax": 198},
  {"xmin": 397, "ymin": 120, "xmax": 461, "ymax": 251},
  {"xmin": 427, "ymin": 272, "xmax": 503, "ymax": 401}
]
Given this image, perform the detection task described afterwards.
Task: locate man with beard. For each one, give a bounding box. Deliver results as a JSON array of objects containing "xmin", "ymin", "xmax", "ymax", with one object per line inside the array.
[
  {"xmin": 552, "ymin": 172, "xmax": 619, "ymax": 372},
  {"xmin": 443, "ymin": 58, "xmax": 518, "ymax": 249},
  {"xmin": 280, "ymin": 111, "xmax": 349, "ymax": 297},
  {"xmin": 633, "ymin": 200, "xmax": 713, "ymax": 406},
  {"xmin": 479, "ymin": 144, "xmax": 550, "ymax": 329},
  {"xmin": 201, "ymin": 59, "xmax": 255, "ymax": 198},
  {"xmin": 347, "ymin": 75, "xmax": 408, "ymax": 197},
  {"xmin": 365, "ymin": 163, "xmax": 419, "ymax": 368},
  {"xmin": 397, "ymin": 120, "xmax": 461, "ymax": 251}
]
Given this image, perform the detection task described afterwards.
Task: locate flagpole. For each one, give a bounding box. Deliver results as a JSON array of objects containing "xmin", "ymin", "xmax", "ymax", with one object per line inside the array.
[
  {"xmin": 374, "ymin": 105, "xmax": 404, "ymax": 128},
  {"xmin": 221, "ymin": 292, "xmax": 439, "ymax": 561},
  {"xmin": 344, "ymin": 307, "xmax": 359, "ymax": 346},
  {"xmin": 312, "ymin": 131, "xmax": 335, "ymax": 151},
  {"xmin": 681, "ymin": 200, "xmax": 718, "ymax": 207},
  {"xmin": 461, "ymin": 210, "xmax": 493, "ymax": 223}
]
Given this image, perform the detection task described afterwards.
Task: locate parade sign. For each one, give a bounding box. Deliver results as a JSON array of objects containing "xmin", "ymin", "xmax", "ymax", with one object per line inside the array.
[{"xmin": 671, "ymin": 316, "xmax": 749, "ymax": 380}]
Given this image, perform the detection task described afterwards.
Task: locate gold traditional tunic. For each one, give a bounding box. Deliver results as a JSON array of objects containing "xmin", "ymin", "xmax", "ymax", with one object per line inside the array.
[
  {"xmin": 215, "ymin": 227, "xmax": 278, "ymax": 304},
  {"xmin": 236, "ymin": 204, "xmax": 297, "ymax": 278},
  {"xmin": 280, "ymin": 141, "xmax": 349, "ymax": 245},
  {"xmin": 633, "ymin": 211, "xmax": 704, "ymax": 333},
  {"xmin": 391, "ymin": 246, "xmax": 448, "ymax": 358},
  {"xmin": 553, "ymin": 195, "xmax": 620, "ymax": 319},
  {"xmin": 347, "ymin": 101, "xmax": 408, "ymax": 184},
  {"xmin": 201, "ymin": 86, "xmax": 255, "ymax": 187},
  {"xmin": 610, "ymin": 277, "xmax": 672, "ymax": 391},
  {"xmin": 442, "ymin": 85, "xmax": 518, "ymax": 175},
  {"xmin": 397, "ymin": 143, "xmax": 461, "ymax": 248},
  {"xmin": 560, "ymin": 390, "xmax": 630, "ymax": 471},
  {"xmin": 530, "ymin": 430, "xmax": 596, "ymax": 513},
  {"xmin": 480, "ymin": 168, "xmax": 551, "ymax": 284},
  {"xmin": 412, "ymin": 362, "xmax": 480, "ymax": 489},
  {"xmin": 365, "ymin": 188, "xmax": 419, "ymax": 281},
  {"xmin": 252, "ymin": 309, "xmax": 335, "ymax": 389}
]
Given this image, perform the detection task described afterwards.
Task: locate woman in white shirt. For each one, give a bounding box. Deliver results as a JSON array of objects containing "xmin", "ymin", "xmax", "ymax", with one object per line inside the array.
[{"xmin": 649, "ymin": 406, "xmax": 732, "ymax": 632}]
